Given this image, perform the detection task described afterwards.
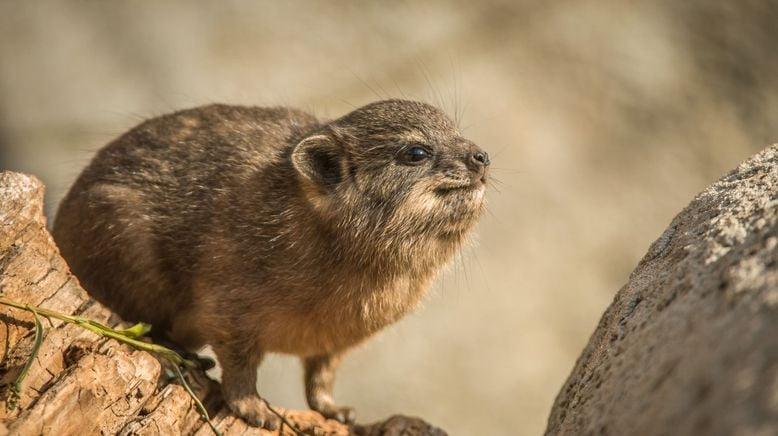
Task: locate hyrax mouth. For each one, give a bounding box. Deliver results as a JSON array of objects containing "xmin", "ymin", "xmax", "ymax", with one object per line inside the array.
[{"xmin": 434, "ymin": 179, "xmax": 486, "ymax": 195}]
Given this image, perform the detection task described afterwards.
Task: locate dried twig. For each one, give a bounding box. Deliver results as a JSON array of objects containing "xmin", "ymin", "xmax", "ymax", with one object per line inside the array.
[
  {"xmin": 171, "ymin": 362, "xmax": 221, "ymax": 436},
  {"xmin": 263, "ymin": 399, "xmax": 312, "ymax": 436}
]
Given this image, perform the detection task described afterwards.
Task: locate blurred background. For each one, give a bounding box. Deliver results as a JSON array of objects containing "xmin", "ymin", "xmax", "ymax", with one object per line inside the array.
[{"xmin": 1, "ymin": 1, "xmax": 777, "ymax": 434}]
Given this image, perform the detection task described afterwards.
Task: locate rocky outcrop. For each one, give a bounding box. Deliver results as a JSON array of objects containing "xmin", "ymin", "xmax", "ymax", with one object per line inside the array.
[
  {"xmin": 0, "ymin": 171, "xmax": 445, "ymax": 435},
  {"xmin": 546, "ymin": 145, "xmax": 778, "ymax": 435}
]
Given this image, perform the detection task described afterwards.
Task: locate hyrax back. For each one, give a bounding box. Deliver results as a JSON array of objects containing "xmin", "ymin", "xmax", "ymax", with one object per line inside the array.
[{"xmin": 53, "ymin": 100, "xmax": 489, "ymax": 428}]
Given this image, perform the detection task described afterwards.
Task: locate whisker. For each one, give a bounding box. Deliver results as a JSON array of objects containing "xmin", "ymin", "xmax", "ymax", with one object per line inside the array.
[
  {"xmin": 471, "ymin": 247, "xmax": 490, "ymax": 295},
  {"xmin": 374, "ymin": 78, "xmax": 391, "ymax": 101},
  {"xmin": 487, "ymin": 184, "xmax": 502, "ymax": 195},
  {"xmin": 483, "ymin": 205, "xmax": 506, "ymax": 228},
  {"xmin": 417, "ymin": 60, "xmax": 445, "ymax": 111},
  {"xmin": 348, "ymin": 69, "xmax": 386, "ymax": 101},
  {"xmin": 490, "ymin": 167, "xmax": 525, "ymax": 176},
  {"xmin": 459, "ymin": 246, "xmax": 471, "ymax": 296},
  {"xmin": 338, "ymin": 99, "xmax": 359, "ymax": 111},
  {"xmin": 391, "ymin": 77, "xmax": 407, "ymax": 100},
  {"xmin": 489, "ymin": 178, "xmax": 510, "ymax": 191}
]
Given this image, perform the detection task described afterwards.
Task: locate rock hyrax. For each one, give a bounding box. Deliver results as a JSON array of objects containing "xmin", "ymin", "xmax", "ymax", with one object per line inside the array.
[{"xmin": 53, "ymin": 99, "xmax": 490, "ymax": 429}]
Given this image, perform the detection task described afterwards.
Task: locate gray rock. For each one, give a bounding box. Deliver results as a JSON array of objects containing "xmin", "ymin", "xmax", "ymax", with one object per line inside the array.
[{"xmin": 546, "ymin": 144, "xmax": 778, "ymax": 436}]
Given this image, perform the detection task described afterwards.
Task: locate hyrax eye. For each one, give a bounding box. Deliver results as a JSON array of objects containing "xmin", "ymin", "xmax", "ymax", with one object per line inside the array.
[{"xmin": 404, "ymin": 146, "xmax": 432, "ymax": 164}]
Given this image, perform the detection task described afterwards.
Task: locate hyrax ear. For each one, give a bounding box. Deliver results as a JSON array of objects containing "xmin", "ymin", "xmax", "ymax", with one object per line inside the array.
[{"xmin": 291, "ymin": 134, "xmax": 343, "ymax": 189}]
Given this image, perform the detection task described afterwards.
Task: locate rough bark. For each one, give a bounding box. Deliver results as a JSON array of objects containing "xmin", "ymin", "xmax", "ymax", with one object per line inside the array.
[
  {"xmin": 546, "ymin": 144, "xmax": 778, "ymax": 435},
  {"xmin": 0, "ymin": 171, "xmax": 445, "ymax": 435}
]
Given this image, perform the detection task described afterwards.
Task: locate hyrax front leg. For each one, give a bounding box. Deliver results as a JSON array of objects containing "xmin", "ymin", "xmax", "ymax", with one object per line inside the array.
[
  {"xmin": 214, "ymin": 344, "xmax": 280, "ymax": 430},
  {"xmin": 304, "ymin": 353, "xmax": 355, "ymax": 424}
]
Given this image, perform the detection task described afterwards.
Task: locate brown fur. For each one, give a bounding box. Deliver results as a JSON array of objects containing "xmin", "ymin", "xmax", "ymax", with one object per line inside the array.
[{"xmin": 53, "ymin": 100, "xmax": 489, "ymax": 428}]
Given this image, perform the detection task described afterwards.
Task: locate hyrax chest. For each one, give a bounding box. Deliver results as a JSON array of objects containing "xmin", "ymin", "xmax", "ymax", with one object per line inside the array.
[{"xmin": 251, "ymin": 275, "xmax": 429, "ymax": 357}]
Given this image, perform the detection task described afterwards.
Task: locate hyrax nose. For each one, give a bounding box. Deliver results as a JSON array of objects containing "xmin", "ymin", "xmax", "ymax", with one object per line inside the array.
[
  {"xmin": 468, "ymin": 145, "xmax": 490, "ymax": 169},
  {"xmin": 472, "ymin": 150, "xmax": 490, "ymax": 166}
]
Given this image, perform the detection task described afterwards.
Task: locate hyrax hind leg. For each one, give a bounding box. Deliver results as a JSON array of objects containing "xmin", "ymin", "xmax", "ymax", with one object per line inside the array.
[
  {"xmin": 303, "ymin": 353, "xmax": 355, "ymax": 423},
  {"xmin": 53, "ymin": 184, "xmax": 173, "ymax": 331}
]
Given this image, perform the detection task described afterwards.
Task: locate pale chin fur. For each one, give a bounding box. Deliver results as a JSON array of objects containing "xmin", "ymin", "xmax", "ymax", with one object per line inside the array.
[{"xmin": 472, "ymin": 183, "xmax": 486, "ymax": 201}]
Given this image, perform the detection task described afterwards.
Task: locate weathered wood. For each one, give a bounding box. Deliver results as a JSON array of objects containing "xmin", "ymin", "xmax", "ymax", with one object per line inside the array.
[
  {"xmin": 0, "ymin": 171, "xmax": 445, "ymax": 435},
  {"xmin": 119, "ymin": 384, "xmax": 207, "ymax": 436},
  {"xmin": 10, "ymin": 349, "xmax": 160, "ymax": 435}
]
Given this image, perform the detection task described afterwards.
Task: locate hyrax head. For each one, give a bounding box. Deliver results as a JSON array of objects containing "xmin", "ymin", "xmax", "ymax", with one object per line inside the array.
[{"xmin": 292, "ymin": 99, "xmax": 489, "ymax": 244}]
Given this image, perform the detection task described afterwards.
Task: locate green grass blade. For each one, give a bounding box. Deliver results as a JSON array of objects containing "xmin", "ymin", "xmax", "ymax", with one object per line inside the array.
[{"xmin": 8, "ymin": 306, "xmax": 45, "ymax": 410}]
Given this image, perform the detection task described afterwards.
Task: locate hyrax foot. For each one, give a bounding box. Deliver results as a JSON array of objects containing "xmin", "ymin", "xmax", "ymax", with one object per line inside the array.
[
  {"xmin": 227, "ymin": 395, "xmax": 280, "ymax": 430},
  {"xmin": 304, "ymin": 353, "xmax": 355, "ymax": 424},
  {"xmin": 313, "ymin": 403, "xmax": 356, "ymax": 424}
]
